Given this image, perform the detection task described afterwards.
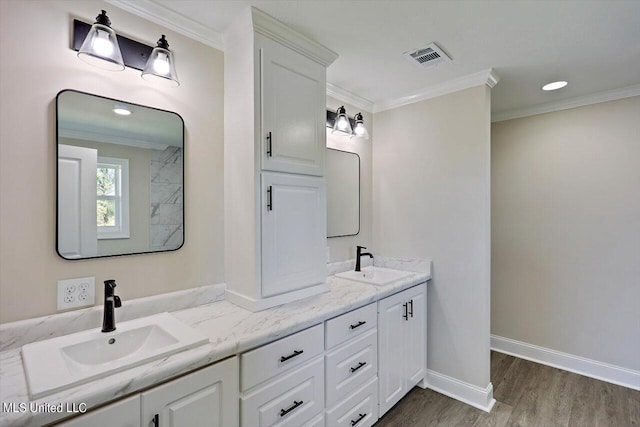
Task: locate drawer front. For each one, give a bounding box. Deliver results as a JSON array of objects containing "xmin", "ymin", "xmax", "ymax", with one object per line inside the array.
[
  {"xmin": 325, "ymin": 328, "xmax": 378, "ymax": 408},
  {"xmin": 241, "ymin": 357, "xmax": 324, "ymax": 427},
  {"xmin": 241, "ymin": 324, "xmax": 324, "ymax": 391},
  {"xmin": 303, "ymin": 413, "xmax": 324, "ymax": 427},
  {"xmin": 326, "ymin": 377, "xmax": 378, "ymax": 427},
  {"xmin": 325, "ymin": 303, "xmax": 376, "ymax": 350}
]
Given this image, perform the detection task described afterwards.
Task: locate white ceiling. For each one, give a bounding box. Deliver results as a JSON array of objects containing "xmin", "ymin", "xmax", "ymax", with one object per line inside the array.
[{"xmin": 113, "ymin": 0, "xmax": 640, "ymax": 116}]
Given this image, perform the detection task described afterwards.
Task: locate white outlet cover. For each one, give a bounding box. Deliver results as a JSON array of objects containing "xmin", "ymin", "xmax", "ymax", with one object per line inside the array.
[{"xmin": 57, "ymin": 277, "xmax": 95, "ymax": 311}]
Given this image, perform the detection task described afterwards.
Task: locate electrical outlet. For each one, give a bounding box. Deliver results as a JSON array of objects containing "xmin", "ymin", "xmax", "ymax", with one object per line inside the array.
[{"xmin": 57, "ymin": 277, "xmax": 95, "ymax": 310}]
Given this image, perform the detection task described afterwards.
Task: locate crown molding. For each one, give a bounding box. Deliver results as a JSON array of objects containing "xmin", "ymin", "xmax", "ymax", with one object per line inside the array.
[
  {"xmin": 105, "ymin": 0, "xmax": 224, "ymax": 50},
  {"xmin": 251, "ymin": 7, "xmax": 338, "ymax": 67},
  {"xmin": 492, "ymin": 83, "xmax": 640, "ymax": 123},
  {"xmin": 373, "ymin": 68, "xmax": 500, "ymax": 113},
  {"xmin": 326, "ymin": 83, "xmax": 374, "ymax": 113}
]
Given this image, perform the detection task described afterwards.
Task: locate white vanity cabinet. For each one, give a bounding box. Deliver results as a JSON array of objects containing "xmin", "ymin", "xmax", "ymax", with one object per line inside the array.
[
  {"xmin": 378, "ymin": 283, "xmax": 427, "ymax": 416},
  {"xmin": 240, "ymin": 325, "xmax": 325, "ymax": 426},
  {"xmin": 56, "ymin": 357, "xmax": 239, "ymax": 427},
  {"xmin": 224, "ymin": 7, "xmax": 338, "ymax": 312},
  {"xmin": 260, "ymin": 37, "xmax": 327, "ymax": 177},
  {"xmin": 261, "ymin": 173, "xmax": 326, "ymax": 297},
  {"xmin": 141, "ymin": 357, "xmax": 239, "ymax": 427},
  {"xmin": 325, "ymin": 303, "xmax": 379, "ymax": 427},
  {"xmin": 56, "ymin": 395, "xmax": 140, "ymax": 427}
]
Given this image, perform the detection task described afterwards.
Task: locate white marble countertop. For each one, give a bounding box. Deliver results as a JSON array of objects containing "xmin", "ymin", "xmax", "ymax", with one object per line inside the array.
[{"xmin": 0, "ymin": 260, "xmax": 430, "ymax": 427}]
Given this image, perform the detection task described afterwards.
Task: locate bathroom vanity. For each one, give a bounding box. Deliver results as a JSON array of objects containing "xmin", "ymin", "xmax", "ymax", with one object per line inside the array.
[{"xmin": 0, "ymin": 260, "xmax": 431, "ymax": 427}]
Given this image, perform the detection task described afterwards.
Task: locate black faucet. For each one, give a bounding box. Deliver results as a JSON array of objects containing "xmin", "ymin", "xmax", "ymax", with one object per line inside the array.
[
  {"xmin": 355, "ymin": 246, "xmax": 374, "ymax": 272},
  {"xmin": 102, "ymin": 279, "xmax": 122, "ymax": 333}
]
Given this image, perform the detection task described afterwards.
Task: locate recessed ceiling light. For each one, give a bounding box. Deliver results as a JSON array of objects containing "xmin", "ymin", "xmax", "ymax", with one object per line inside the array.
[
  {"xmin": 113, "ymin": 106, "xmax": 131, "ymax": 116},
  {"xmin": 542, "ymin": 81, "xmax": 568, "ymax": 91}
]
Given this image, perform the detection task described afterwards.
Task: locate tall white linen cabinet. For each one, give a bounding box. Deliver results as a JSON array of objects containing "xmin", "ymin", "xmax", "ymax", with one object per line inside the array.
[{"xmin": 224, "ymin": 8, "xmax": 338, "ymax": 311}]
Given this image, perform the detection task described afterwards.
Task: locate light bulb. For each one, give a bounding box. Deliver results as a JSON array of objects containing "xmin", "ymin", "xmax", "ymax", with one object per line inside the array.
[
  {"xmin": 337, "ymin": 116, "xmax": 349, "ymax": 130},
  {"xmin": 354, "ymin": 123, "xmax": 365, "ymax": 135},
  {"xmin": 153, "ymin": 52, "xmax": 170, "ymax": 75},
  {"xmin": 92, "ymin": 29, "xmax": 114, "ymax": 57}
]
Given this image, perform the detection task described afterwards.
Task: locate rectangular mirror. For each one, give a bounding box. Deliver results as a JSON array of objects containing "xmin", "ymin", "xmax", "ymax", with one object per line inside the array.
[
  {"xmin": 326, "ymin": 148, "xmax": 360, "ymax": 237},
  {"xmin": 56, "ymin": 90, "xmax": 184, "ymax": 259}
]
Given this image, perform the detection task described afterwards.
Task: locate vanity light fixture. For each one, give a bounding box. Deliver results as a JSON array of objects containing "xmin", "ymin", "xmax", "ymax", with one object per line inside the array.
[
  {"xmin": 333, "ymin": 106, "xmax": 353, "ymax": 134},
  {"xmin": 73, "ymin": 16, "xmax": 180, "ymax": 88},
  {"xmin": 77, "ymin": 10, "xmax": 125, "ymax": 71},
  {"xmin": 326, "ymin": 107, "xmax": 368, "ymax": 139},
  {"xmin": 141, "ymin": 35, "xmax": 180, "ymax": 87},
  {"xmin": 542, "ymin": 80, "xmax": 568, "ymax": 91}
]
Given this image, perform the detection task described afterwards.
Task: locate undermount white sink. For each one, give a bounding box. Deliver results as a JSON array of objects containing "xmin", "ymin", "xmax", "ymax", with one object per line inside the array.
[
  {"xmin": 22, "ymin": 312, "xmax": 208, "ymax": 399},
  {"xmin": 335, "ymin": 266, "xmax": 415, "ymax": 286}
]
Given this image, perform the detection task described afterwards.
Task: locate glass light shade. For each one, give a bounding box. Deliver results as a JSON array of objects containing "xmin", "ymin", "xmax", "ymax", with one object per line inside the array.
[
  {"xmin": 352, "ymin": 112, "xmax": 369, "ymax": 139},
  {"xmin": 77, "ymin": 11, "xmax": 124, "ymax": 71},
  {"xmin": 142, "ymin": 35, "xmax": 179, "ymax": 87},
  {"xmin": 333, "ymin": 106, "xmax": 352, "ymax": 134}
]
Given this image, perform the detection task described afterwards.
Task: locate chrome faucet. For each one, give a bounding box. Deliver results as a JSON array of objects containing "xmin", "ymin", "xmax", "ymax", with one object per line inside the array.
[
  {"xmin": 355, "ymin": 246, "xmax": 374, "ymax": 272},
  {"xmin": 102, "ymin": 279, "xmax": 122, "ymax": 333}
]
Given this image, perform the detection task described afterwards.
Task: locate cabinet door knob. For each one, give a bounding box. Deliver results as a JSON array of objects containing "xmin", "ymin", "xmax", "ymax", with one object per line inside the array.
[
  {"xmin": 403, "ymin": 302, "xmax": 408, "ymax": 320},
  {"xmin": 350, "ymin": 361, "xmax": 367, "ymax": 373},
  {"xmin": 350, "ymin": 320, "xmax": 366, "ymax": 330},
  {"xmin": 266, "ymin": 131, "xmax": 272, "ymax": 157},
  {"xmin": 280, "ymin": 400, "xmax": 304, "ymax": 417},
  {"xmin": 267, "ymin": 186, "xmax": 273, "ymax": 211},
  {"xmin": 351, "ymin": 413, "xmax": 367, "ymax": 426},
  {"xmin": 408, "ymin": 299, "xmax": 414, "ymax": 318},
  {"xmin": 152, "ymin": 413, "xmax": 159, "ymax": 426},
  {"xmin": 280, "ymin": 349, "xmax": 304, "ymax": 362}
]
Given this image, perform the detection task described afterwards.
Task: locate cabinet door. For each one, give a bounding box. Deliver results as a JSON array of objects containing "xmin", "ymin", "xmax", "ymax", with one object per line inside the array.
[
  {"xmin": 55, "ymin": 395, "xmax": 140, "ymax": 427},
  {"xmin": 260, "ymin": 39, "xmax": 326, "ymax": 176},
  {"xmin": 141, "ymin": 357, "xmax": 239, "ymax": 427},
  {"xmin": 377, "ymin": 291, "xmax": 408, "ymax": 416},
  {"xmin": 404, "ymin": 283, "xmax": 427, "ymax": 389},
  {"xmin": 261, "ymin": 172, "xmax": 326, "ymax": 297}
]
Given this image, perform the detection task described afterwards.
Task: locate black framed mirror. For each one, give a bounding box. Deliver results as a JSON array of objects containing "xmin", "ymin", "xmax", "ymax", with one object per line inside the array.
[
  {"xmin": 56, "ymin": 90, "xmax": 184, "ymax": 259},
  {"xmin": 326, "ymin": 148, "xmax": 360, "ymax": 238}
]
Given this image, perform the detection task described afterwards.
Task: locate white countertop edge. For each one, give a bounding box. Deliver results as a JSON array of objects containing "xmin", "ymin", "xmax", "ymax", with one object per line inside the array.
[{"xmin": 0, "ymin": 270, "xmax": 431, "ymax": 427}]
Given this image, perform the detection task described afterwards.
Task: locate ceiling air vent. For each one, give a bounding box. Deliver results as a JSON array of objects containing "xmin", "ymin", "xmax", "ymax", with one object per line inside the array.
[{"xmin": 403, "ymin": 43, "xmax": 451, "ymax": 69}]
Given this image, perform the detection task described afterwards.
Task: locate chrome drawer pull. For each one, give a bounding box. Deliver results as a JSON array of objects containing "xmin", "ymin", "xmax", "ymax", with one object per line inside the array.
[
  {"xmin": 350, "ymin": 361, "xmax": 367, "ymax": 373},
  {"xmin": 280, "ymin": 400, "xmax": 303, "ymax": 417},
  {"xmin": 280, "ymin": 349, "xmax": 303, "ymax": 362},
  {"xmin": 351, "ymin": 413, "xmax": 366, "ymax": 426},
  {"xmin": 349, "ymin": 320, "xmax": 366, "ymax": 330}
]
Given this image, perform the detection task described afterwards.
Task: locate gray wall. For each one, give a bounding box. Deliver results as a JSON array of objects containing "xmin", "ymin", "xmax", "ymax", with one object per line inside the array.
[
  {"xmin": 492, "ymin": 96, "xmax": 640, "ymax": 371},
  {"xmin": 373, "ymin": 85, "xmax": 492, "ymax": 388}
]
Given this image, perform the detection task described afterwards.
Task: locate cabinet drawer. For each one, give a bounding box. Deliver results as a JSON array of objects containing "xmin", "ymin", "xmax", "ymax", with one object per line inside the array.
[
  {"xmin": 325, "ymin": 303, "xmax": 376, "ymax": 350},
  {"xmin": 326, "ymin": 377, "xmax": 378, "ymax": 427},
  {"xmin": 241, "ymin": 324, "xmax": 324, "ymax": 391},
  {"xmin": 303, "ymin": 413, "xmax": 324, "ymax": 427},
  {"xmin": 241, "ymin": 356, "xmax": 324, "ymax": 427},
  {"xmin": 325, "ymin": 328, "xmax": 378, "ymax": 408}
]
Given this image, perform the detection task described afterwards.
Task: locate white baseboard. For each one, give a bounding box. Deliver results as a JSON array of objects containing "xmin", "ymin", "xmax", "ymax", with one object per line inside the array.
[
  {"xmin": 425, "ymin": 370, "xmax": 496, "ymax": 413},
  {"xmin": 491, "ymin": 335, "xmax": 640, "ymax": 391}
]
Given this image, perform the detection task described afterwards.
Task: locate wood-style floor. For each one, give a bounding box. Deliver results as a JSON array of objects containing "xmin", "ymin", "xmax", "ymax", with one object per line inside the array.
[{"xmin": 376, "ymin": 351, "xmax": 640, "ymax": 426}]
